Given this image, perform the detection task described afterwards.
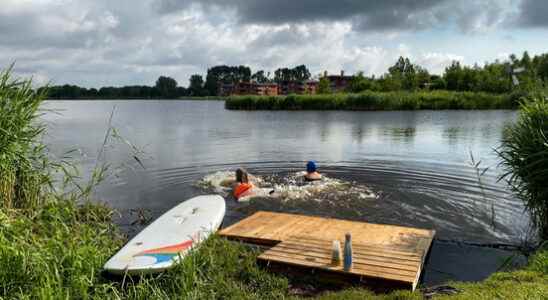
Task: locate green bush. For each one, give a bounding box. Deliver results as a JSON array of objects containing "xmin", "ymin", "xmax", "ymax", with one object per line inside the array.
[
  {"xmin": 225, "ymin": 91, "xmax": 514, "ymax": 111},
  {"xmin": 498, "ymin": 98, "xmax": 548, "ymax": 240}
]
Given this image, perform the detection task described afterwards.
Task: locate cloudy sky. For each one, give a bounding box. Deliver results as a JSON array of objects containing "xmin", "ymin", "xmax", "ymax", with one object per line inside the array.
[{"xmin": 1, "ymin": 0, "xmax": 547, "ymax": 88}]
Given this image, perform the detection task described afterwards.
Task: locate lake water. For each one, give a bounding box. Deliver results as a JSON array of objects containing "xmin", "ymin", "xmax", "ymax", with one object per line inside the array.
[{"xmin": 42, "ymin": 100, "xmax": 529, "ymax": 285}]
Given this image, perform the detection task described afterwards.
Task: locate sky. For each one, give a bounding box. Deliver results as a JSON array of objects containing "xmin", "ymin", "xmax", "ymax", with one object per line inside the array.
[{"xmin": 1, "ymin": 0, "xmax": 548, "ymax": 88}]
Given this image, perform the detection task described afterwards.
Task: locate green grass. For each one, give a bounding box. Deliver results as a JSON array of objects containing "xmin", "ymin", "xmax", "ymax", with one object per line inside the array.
[
  {"xmin": 225, "ymin": 91, "xmax": 517, "ymax": 110},
  {"xmin": 1, "ymin": 196, "xmax": 544, "ymax": 300},
  {"xmin": 0, "ymin": 201, "xmax": 289, "ymax": 299},
  {"xmin": 1, "ymin": 203, "xmax": 546, "ymax": 300}
]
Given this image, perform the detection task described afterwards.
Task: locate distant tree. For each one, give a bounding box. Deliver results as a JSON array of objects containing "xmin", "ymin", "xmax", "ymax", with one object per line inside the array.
[
  {"xmin": 378, "ymin": 75, "xmax": 402, "ymax": 91},
  {"xmin": 251, "ymin": 70, "xmax": 269, "ymax": 83},
  {"xmin": 444, "ymin": 61, "xmax": 463, "ymax": 91},
  {"xmin": 537, "ymin": 54, "xmax": 548, "ymax": 81},
  {"xmin": 521, "ymin": 51, "xmax": 532, "ymax": 69},
  {"xmin": 189, "ymin": 74, "xmax": 205, "ymax": 96},
  {"xmin": 292, "ymin": 65, "xmax": 311, "ymax": 82},
  {"xmin": 205, "ymin": 65, "xmax": 252, "ymax": 95},
  {"xmin": 349, "ymin": 72, "xmax": 376, "ymax": 92},
  {"xmin": 274, "ymin": 68, "xmax": 291, "ymax": 83},
  {"xmin": 155, "ymin": 76, "xmax": 178, "ymax": 98},
  {"xmin": 318, "ymin": 77, "xmax": 331, "ymax": 94},
  {"xmin": 430, "ymin": 75, "xmax": 446, "ymax": 90},
  {"xmin": 415, "ymin": 67, "xmax": 431, "ymax": 89},
  {"xmin": 176, "ymin": 87, "xmax": 188, "ymax": 97},
  {"xmin": 274, "ymin": 65, "xmax": 311, "ymax": 83},
  {"xmin": 388, "ymin": 56, "xmax": 413, "ymax": 75}
]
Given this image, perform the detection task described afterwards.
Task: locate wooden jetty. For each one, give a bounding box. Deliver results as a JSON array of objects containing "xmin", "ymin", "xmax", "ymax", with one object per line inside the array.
[{"xmin": 218, "ymin": 211, "xmax": 435, "ymax": 291}]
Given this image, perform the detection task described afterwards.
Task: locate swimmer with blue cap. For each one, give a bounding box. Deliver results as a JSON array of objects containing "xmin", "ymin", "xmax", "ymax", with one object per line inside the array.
[{"xmin": 305, "ymin": 161, "xmax": 322, "ymax": 181}]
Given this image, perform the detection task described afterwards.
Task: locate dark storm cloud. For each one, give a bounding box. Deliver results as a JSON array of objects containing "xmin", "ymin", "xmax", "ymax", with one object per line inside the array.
[
  {"xmin": 516, "ymin": 0, "xmax": 548, "ymax": 27},
  {"xmin": 155, "ymin": 0, "xmax": 450, "ymax": 31}
]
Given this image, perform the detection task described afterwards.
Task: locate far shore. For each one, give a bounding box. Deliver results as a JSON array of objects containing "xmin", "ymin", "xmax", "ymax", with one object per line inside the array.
[
  {"xmin": 46, "ymin": 96, "xmax": 226, "ymax": 101},
  {"xmin": 226, "ymin": 90, "xmax": 521, "ymax": 111}
]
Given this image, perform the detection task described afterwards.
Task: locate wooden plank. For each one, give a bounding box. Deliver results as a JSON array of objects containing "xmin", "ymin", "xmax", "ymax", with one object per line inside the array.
[
  {"xmin": 219, "ymin": 211, "xmax": 436, "ymax": 245},
  {"xmin": 285, "ymin": 236, "xmax": 423, "ymax": 259},
  {"xmin": 266, "ymin": 243, "xmax": 421, "ymax": 269},
  {"xmin": 261, "ymin": 247, "xmax": 418, "ymax": 274},
  {"xmin": 277, "ymin": 239, "xmax": 422, "ymax": 263},
  {"xmin": 219, "ymin": 211, "xmax": 435, "ymax": 291},
  {"xmin": 259, "ymin": 252, "xmax": 415, "ymax": 284}
]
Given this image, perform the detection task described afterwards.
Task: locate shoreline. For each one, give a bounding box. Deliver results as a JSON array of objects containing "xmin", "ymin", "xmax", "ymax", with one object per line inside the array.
[{"xmin": 46, "ymin": 96, "xmax": 226, "ymax": 101}]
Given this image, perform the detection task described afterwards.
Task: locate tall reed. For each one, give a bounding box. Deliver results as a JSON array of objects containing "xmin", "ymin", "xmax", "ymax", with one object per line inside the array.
[
  {"xmin": 0, "ymin": 65, "xmax": 49, "ymax": 209},
  {"xmin": 498, "ymin": 98, "xmax": 548, "ymax": 240}
]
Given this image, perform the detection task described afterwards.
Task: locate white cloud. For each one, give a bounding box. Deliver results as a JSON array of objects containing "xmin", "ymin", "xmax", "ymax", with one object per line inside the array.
[
  {"xmin": 416, "ymin": 53, "xmax": 465, "ymax": 74},
  {"xmin": 0, "ymin": 0, "xmax": 540, "ymax": 87}
]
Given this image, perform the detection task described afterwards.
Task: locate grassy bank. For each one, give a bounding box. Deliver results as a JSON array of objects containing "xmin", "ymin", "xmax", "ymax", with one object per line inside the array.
[
  {"xmin": 225, "ymin": 90, "xmax": 519, "ymax": 110},
  {"xmin": 2, "ymin": 203, "xmax": 547, "ymax": 299}
]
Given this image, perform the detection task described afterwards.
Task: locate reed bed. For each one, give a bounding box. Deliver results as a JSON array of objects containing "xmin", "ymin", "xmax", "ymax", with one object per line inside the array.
[
  {"xmin": 225, "ymin": 91, "xmax": 516, "ymax": 111},
  {"xmin": 0, "ymin": 66, "xmax": 50, "ymax": 209},
  {"xmin": 499, "ymin": 99, "xmax": 548, "ymax": 240}
]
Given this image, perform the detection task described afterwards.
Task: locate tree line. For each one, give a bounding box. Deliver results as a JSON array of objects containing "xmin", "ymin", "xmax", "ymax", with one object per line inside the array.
[
  {"xmin": 347, "ymin": 52, "xmax": 548, "ymax": 95},
  {"xmin": 43, "ymin": 51, "xmax": 548, "ymax": 98}
]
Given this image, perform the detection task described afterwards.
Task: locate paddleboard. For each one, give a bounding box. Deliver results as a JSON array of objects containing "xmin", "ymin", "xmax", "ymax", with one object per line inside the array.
[{"xmin": 104, "ymin": 195, "xmax": 226, "ymax": 275}]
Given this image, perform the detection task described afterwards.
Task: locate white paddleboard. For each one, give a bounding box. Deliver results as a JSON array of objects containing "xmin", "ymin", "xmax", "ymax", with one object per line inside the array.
[{"xmin": 104, "ymin": 195, "xmax": 226, "ymax": 275}]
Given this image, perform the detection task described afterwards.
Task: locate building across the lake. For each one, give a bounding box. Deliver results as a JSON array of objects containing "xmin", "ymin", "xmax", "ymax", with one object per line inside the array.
[
  {"xmin": 255, "ymin": 83, "xmax": 279, "ymax": 96},
  {"xmin": 219, "ymin": 82, "xmax": 279, "ymax": 96},
  {"xmin": 217, "ymin": 70, "xmax": 354, "ymax": 96},
  {"xmin": 278, "ymin": 80, "xmax": 319, "ymax": 95},
  {"xmin": 218, "ymin": 80, "xmax": 319, "ymax": 96},
  {"xmin": 324, "ymin": 70, "xmax": 353, "ymax": 93}
]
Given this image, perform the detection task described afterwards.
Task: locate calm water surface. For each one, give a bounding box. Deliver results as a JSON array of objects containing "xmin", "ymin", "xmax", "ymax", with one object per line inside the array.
[{"xmin": 42, "ymin": 100, "xmax": 528, "ymax": 285}]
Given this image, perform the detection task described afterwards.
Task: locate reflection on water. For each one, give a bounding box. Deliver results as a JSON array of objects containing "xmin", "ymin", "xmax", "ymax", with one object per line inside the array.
[{"xmin": 42, "ymin": 100, "xmax": 527, "ymax": 285}]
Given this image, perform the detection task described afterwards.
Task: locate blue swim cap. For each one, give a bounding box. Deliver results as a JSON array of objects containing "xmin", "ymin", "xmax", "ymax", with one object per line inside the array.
[{"xmin": 306, "ymin": 161, "xmax": 317, "ymax": 173}]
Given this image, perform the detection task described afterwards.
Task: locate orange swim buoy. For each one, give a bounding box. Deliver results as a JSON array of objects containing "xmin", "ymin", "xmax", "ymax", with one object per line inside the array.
[{"xmin": 234, "ymin": 183, "xmax": 254, "ymax": 199}]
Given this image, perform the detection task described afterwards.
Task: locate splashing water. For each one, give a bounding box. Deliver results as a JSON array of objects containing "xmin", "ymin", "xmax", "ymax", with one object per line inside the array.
[{"xmin": 197, "ymin": 170, "xmax": 378, "ymax": 204}]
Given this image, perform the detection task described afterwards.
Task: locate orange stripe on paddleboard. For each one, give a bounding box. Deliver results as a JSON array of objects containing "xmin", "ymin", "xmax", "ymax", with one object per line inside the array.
[{"xmin": 139, "ymin": 240, "xmax": 193, "ymax": 255}]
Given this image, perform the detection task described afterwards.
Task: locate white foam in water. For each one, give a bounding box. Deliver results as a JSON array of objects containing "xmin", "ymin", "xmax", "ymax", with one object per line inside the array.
[{"xmin": 198, "ymin": 170, "xmax": 377, "ymax": 202}]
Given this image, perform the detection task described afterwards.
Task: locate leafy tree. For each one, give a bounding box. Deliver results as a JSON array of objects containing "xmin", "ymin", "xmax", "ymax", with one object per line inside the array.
[
  {"xmin": 350, "ymin": 72, "xmax": 376, "ymax": 92},
  {"xmin": 430, "ymin": 75, "xmax": 446, "ymax": 90},
  {"xmin": 189, "ymin": 74, "xmax": 205, "ymax": 96},
  {"xmin": 318, "ymin": 77, "xmax": 331, "ymax": 94},
  {"xmin": 274, "ymin": 68, "xmax": 291, "ymax": 83},
  {"xmin": 416, "ymin": 67, "xmax": 431, "ymax": 89},
  {"xmin": 155, "ymin": 76, "xmax": 178, "ymax": 98},
  {"xmin": 378, "ymin": 75, "xmax": 402, "ymax": 91},
  {"xmin": 386, "ymin": 56, "xmax": 426, "ymax": 91},
  {"xmin": 251, "ymin": 70, "xmax": 269, "ymax": 83},
  {"xmin": 205, "ymin": 65, "xmax": 252, "ymax": 95},
  {"xmin": 444, "ymin": 61, "xmax": 463, "ymax": 91},
  {"xmin": 274, "ymin": 65, "xmax": 311, "ymax": 83},
  {"xmin": 292, "ymin": 65, "xmax": 311, "ymax": 82}
]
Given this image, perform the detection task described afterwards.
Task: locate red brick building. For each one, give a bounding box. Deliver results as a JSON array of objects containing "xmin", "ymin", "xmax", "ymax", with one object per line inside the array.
[
  {"xmin": 278, "ymin": 80, "xmax": 319, "ymax": 95},
  {"xmin": 255, "ymin": 83, "xmax": 279, "ymax": 96},
  {"xmin": 325, "ymin": 71, "xmax": 353, "ymax": 93},
  {"xmin": 218, "ymin": 82, "xmax": 279, "ymax": 96}
]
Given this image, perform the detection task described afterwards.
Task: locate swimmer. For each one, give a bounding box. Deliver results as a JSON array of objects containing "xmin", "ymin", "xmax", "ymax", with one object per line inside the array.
[
  {"xmin": 231, "ymin": 168, "xmax": 278, "ymax": 202},
  {"xmin": 304, "ymin": 161, "xmax": 322, "ymax": 181},
  {"xmin": 232, "ymin": 168, "xmax": 256, "ymax": 200}
]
